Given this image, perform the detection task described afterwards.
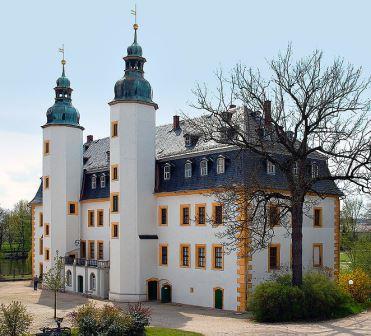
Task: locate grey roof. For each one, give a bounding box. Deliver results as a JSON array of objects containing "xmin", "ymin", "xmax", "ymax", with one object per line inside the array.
[
  {"xmin": 83, "ymin": 137, "xmax": 110, "ymax": 172},
  {"xmin": 29, "ymin": 179, "xmax": 43, "ymax": 205}
]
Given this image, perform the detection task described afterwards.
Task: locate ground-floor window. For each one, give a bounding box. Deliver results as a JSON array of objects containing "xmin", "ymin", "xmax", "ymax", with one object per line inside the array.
[
  {"xmin": 313, "ymin": 243, "xmax": 323, "ymax": 267},
  {"xmin": 66, "ymin": 270, "xmax": 72, "ymax": 287},
  {"xmin": 268, "ymin": 244, "xmax": 280, "ymax": 271},
  {"xmin": 90, "ymin": 273, "xmax": 96, "ymax": 291}
]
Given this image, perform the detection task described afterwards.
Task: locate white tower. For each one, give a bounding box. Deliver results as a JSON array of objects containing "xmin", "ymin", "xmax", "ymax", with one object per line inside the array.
[
  {"xmin": 42, "ymin": 58, "xmax": 83, "ymax": 269},
  {"xmin": 109, "ymin": 23, "xmax": 158, "ymax": 301}
]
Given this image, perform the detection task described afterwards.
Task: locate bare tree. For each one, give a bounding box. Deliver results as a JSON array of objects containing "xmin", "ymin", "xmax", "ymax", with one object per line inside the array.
[
  {"xmin": 340, "ymin": 197, "xmax": 364, "ymax": 241},
  {"xmin": 186, "ymin": 46, "xmax": 371, "ymax": 286}
]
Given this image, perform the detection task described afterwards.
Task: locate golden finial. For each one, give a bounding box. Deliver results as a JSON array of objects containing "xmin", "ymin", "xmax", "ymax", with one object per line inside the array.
[{"xmin": 58, "ymin": 44, "xmax": 66, "ymax": 74}]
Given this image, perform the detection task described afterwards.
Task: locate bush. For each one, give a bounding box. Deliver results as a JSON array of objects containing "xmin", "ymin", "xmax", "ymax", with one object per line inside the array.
[
  {"xmin": 250, "ymin": 272, "xmax": 356, "ymax": 322},
  {"xmin": 0, "ymin": 301, "xmax": 32, "ymax": 336},
  {"xmin": 339, "ymin": 268, "xmax": 371, "ymax": 303},
  {"xmin": 127, "ymin": 303, "xmax": 151, "ymax": 335}
]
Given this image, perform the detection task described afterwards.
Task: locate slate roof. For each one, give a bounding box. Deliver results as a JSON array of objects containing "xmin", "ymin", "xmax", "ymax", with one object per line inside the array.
[{"xmin": 29, "ymin": 179, "xmax": 43, "ymax": 205}]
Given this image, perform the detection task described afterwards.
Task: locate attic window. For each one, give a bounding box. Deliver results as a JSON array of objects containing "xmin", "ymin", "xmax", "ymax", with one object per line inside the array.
[
  {"xmin": 185, "ymin": 134, "xmax": 192, "ymax": 147},
  {"xmin": 312, "ymin": 162, "xmax": 319, "ymax": 178},
  {"xmin": 200, "ymin": 159, "xmax": 208, "ymax": 176},
  {"xmin": 267, "ymin": 160, "xmax": 276, "ymax": 175},
  {"xmin": 100, "ymin": 174, "xmax": 106, "ymax": 188},
  {"xmin": 91, "ymin": 175, "xmax": 97, "ymax": 189},
  {"xmin": 164, "ymin": 164, "xmax": 171, "ymax": 181},
  {"xmin": 185, "ymin": 161, "xmax": 192, "ymax": 178},
  {"xmin": 216, "ymin": 157, "xmax": 225, "ymax": 174}
]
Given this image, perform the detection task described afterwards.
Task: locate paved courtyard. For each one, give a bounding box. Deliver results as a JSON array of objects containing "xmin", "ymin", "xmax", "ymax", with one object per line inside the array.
[{"xmin": 0, "ymin": 281, "xmax": 369, "ymax": 335}]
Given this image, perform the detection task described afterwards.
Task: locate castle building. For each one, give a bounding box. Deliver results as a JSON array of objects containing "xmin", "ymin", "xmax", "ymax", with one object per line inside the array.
[{"xmin": 30, "ymin": 24, "xmax": 341, "ymax": 311}]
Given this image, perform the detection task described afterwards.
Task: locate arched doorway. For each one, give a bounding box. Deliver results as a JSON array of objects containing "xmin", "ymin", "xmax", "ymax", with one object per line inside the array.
[
  {"xmin": 161, "ymin": 284, "xmax": 172, "ymax": 303},
  {"xmin": 147, "ymin": 280, "xmax": 158, "ymax": 301},
  {"xmin": 214, "ymin": 288, "xmax": 223, "ymax": 309},
  {"xmin": 78, "ymin": 275, "xmax": 84, "ymax": 293}
]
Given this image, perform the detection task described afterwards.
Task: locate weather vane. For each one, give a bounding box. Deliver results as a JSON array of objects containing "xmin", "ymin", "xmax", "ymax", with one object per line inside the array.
[
  {"xmin": 58, "ymin": 44, "xmax": 66, "ymax": 65},
  {"xmin": 131, "ymin": 4, "xmax": 138, "ymax": 30}
]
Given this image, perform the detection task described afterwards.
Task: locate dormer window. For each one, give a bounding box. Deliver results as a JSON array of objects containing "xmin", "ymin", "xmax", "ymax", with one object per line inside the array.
[
  {"xmin": 200, "ymin": 159, "xmax": 208, "ymax": 176},
  {"xmin": 100, "ymin": 174, "xmax": 106, "ymax": 188},
  {"xmin": 91, "ymin": 175, "xmax": 97, "ymax": 189},
  {"xmin": 267, "ymin": 160, "xmax": 276, "ymax": 175},
  {"xmin": 185, "ymin": 161, "xmax": 192, "ymax": 178},
  {"xmin": 185, "ymin": 134, "xmax": 192, "ymax": 147},
  {"xmin": 164, "ymin": 164, "xmax": 171, "ymax": 180},
  {"xmin": 217, "ymin": 157, "xmax": 225, "ymax": 174},
  {"xmin": 312, "ymin": 162, "xmax": 319, "ymax": 178}
]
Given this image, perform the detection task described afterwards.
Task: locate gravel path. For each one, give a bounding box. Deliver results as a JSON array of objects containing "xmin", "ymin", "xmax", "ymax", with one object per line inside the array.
[{"xmin": 0, "ymin": 281, "xmax": 369, "ymax": 335}]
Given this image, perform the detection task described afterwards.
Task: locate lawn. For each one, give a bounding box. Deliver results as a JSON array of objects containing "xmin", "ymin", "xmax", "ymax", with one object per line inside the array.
[{"xmin": 71, "ymin": 327, "xmax": 203, "ymax": 335}]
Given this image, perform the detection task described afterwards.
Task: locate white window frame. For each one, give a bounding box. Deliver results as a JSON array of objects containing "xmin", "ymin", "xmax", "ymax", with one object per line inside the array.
[
  {"xmin": 91, "ymin": 175, "xmax": 97, "ymax": 189},
  {"xmin": 164, "ymin": 164, "xmax": 171, "ymax": 180},
  {"xmin": 217, "ymin": 157, "xmax": 225, "ymax": 174},
  {"xmin": 185, "ymin": 161, "xmax": 192, "ymax": 178},
  {"xmin": 312, "ymin": 162, "xmax": 319, "ymax": 178},
  {"xmin": 100, "ymin": 174, "xmax": 106, "ymax": 188},
  {"xmin": 90, "ymin": 273, "xmax": 96, "ymax": 291},
  {"xmin": 267, "ymin": 160, "xmax": 276, "ymax": 175},
  {"xmin": 200, "ymin": 159, "xmax": 208, "ymax": 176}
]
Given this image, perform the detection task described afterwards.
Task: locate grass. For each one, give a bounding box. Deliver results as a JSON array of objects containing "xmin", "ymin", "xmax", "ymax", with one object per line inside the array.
[{"xmin": 70, "ymin": 327, "xmax": 203, "ymax": 335}]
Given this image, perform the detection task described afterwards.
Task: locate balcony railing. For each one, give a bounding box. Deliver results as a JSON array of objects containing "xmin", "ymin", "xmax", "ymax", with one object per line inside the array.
[{"xmin": 64, "ymin": 257, "xmax": 110, "ymax": 269}]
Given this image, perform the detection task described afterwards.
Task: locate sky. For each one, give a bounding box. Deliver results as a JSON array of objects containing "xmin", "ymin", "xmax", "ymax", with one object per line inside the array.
[{"xmin": 0, "ymin": 0, "xmax": 371, "ymax": 209}]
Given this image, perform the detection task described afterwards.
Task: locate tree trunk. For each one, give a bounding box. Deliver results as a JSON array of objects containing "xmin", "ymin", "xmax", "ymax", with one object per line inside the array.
[
  {"xmin": 54, "ymin": 290, "xmax": 57, "ymax": 319},
  {"xmin": 291, "ymin": 194, "xmax": 305, "ymax": 286}
]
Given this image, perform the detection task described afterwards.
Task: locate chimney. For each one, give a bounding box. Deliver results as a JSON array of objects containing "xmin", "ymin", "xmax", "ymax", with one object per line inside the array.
[
  {"xmin": 87, "ymin": 135, "xmax": 94, "ymax": 143},
  {"xmin": 173, "ymin": 115, "xmax": 180, "ymax": 130},
  {"xmin": 263, "ymin": 100, "xmax": 272, "ymax": 126}
]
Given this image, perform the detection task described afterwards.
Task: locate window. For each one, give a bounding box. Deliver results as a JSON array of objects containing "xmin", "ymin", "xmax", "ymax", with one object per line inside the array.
[
  {"xmin": 164, "ymin": 164, "xmax": 171, "ymax": 180},
  {"xmin": 111, "ymin": 222, "xmax": 119, "ymax": 238},
  {"xmin": 39, "ymin": 212, "xmax": 43, "ymax": 227},
  {"xmin": 217, "ymin": 157, "xmax": 225, "ymax": 174},
  {"xmin": 91, "ymin": 175, "xmax": 97, "ymax": 189},
  {"xmin": 67, "ymin": 202, "xmax": 78, "ymax": 215},
  {"xmin": 66, "ymin": 270, "xmax": 72, "ymax": 287},
  {"xmin": 313, "ymin": 243, "xmax": 323, "ymax": 267},
  {"xmin": 88, "ymin": 240, "xmax": 95, "ymax": 259},
  {"xmin": 195, "ymin": 244, "xmax": 206, "ymax": 269},
  {"xmin": 111, "ymin": 193, "xmax": 119, "ymax": 213},
  {"xmin": 293, "ymin": 161, "xmax": 298, "ymax": 176},
  {"xmin": 267, "ymin": 160, "xmax": 276, "ymax": 175},
  {"xmin": 100, "ymin": 174, "xmax": 106, "ymax": 188},
  {"xmin": 45, "ymin": 248, "xmax": 50, "ymax": 261},
  {"xmin": 88, "ymin": 210, "xmax": 95, "ymax": 227},
  {"xmin": 43, "ymin": 140, "xmax": 50, "ymax": 155},
  {"xmin": 313, "ymin": 208, "xmax": 323, "ymax": 227},
  {"xmin": 200, "ymin": 159, "xmax": 208, "ymax": 176},
  {"xmin": 269, "ymin": 205, "xmax": 280, "ymax": 227},
  {"xmin": 195, "ymin": 204, "xmax": 206, "ymax": 225},
  {"xmin": 97, "ymin": 241, "xmax": 104, "ymax": 260},
  {"xmin": 111, "ymin": 121, "xmax": 118, "ymax": 137},
  {"xmin": 268, "ymin": 244, "xmax": 280, "ymax": 271},
  {"xmin": 80, "ymin": 241, "xmax": 86, "ymax": 258},
  {"xmin": 111, "ymin": 164, "xmax": 119, "ymax": 181},
  {"xmin": 180, "ymin": 244, "xmax": 191, "ymax": 267},
  {"xmin": 39, "ymin": 238, "xmax": 43, "ymax": 255},
  {"xmin": 44, "ymin": 223, "xmax": 50, "ymax": 237},
  {"xmin": 90, "ymin": 273, "xmax": 96, "ymax": 290},
  {"xmin": 185, "ymin": 134, "xmax": 192, "ymax": 147},
  {"xmin": 213, "ymin": 204, "xmax": 223, "ymax": 225},
  {"xmin": 312, "ymin": 162, "xmax": 319, "ymax": 178},
  {"xmin": 158, "ymin": 206, "xmax": 168, "ymax": 226},
  {"xmin": 159, "ymin": 244, "xmax": 168, "ymax": 266},
  {"xmin": 180, "ymin": 204, "xmax": 190, "ymax": 226},
  {"xmin": 184, "ymin": 161, "xmax": 192, "ymax": 178},
  {"xmin": 44, "ymin": 176, "xmax": 50, "ymax": 189},
  {"xmin": 97, "ymin": 209, "xmax": 104, "ymax": 227},
  {"xmin": 212, "ymin": 245, "xmax": 224, "ymax": 270}
]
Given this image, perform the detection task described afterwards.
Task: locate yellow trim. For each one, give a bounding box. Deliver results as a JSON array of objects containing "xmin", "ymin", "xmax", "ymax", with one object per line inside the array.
[
  {"xmin": 43, "ymin": 176, "xmax": 50, "ymax": 190},
  {"xmin": 211, "ymin": 244, "xmax": 224, "ymax": 271},
  {"xmin": 39, "ymin": 212, "xmax": 43, "ymax": 227},
  {"xmin": 111, "ymin": 164, "xmax": 119, "ymax": 181},
  {"xmin": 44, "ymin": 248, "xmax": 50, "ymax": 261},
  {"xmin": 180, "ymin": 204, "xmax": 191, "ymax": 226},
  {"xmin": 111, "ymin": 120, "xmax": 118, "ymax": 137},
  {"xmin": 39, "ymin": 237, "xmax": 43, "ymax": 255},
  {"xmin": 110, "ymin": 193, "xmax": 119, "ymax": 213},
  {"xmin": 43, "ymin": 140, "xmax": 50, "ymax": 155},
  {"xmin": 195, "ymin": 244, "xmax": 206, "ymax": 269},
  {"xmin": 334, "ymin": 197, "xmax": 340, "ymax": 278},
  {"xmin": 44, "ymin": 223, "xmax": 50, "ymax": 237},
  {"xmin": 159, "ymin": 243, "xmax": 168, "ymax": 266},
  {"xmin": 158, "ymin": 206, "xmax": 168, "ymax": 226},
  {"xmin": 31, "ymin": 205, "xmax": 35, "ymax": 277},
  {"xmin": 88, "ymin": 210, "xmax": 95, "ymax": 227},
  {"xmin": 111, "ymin": 222, "xmax": 119, "ymax": 238},
  {"xmin": 88, "ymin": 240, "xmax": 95, "ymax": 259},
  {"xmin": 212, "ymin": 203, "xmax": 223, "ymax": 225},
  {"xmin": 313, "ymin": 243, "xmax": 323, "ymax": 267},
  {"xmin": 80, "ymin": 198, "xmax": 109, "ymax": 204},
  {"xmin": 146, "ymin": 278, "xmax": 160, "ymax": 301},
  {"xmin": 80, "ymin": 240, "xmax": 86, "ymax": 258},
  {"xmin": 39, "ymin": 262, "xmax": 43, "ymax": 277},
  {"xmin": 268, "ymin": 243, "xmax": 281, "ymax": 272},
  {"xmin": 269, "ymin": 204, "xmax": 280, "ymax": 227},
  {"xmin": 97, "ymin": 240, "xmax": 104, "ymax": 260},
  {"xmin": 195, "ymin": 203, "xmax": 207, "ymax": 226},
  {"xmin": 213, "ymin": 287, "xmax": 224, "ymax": 309},
  {"xmin": 97, "ymin": 209, "xmax": 104, "ymax": 227},
  {"xmin": 313, "ymin": 207, "xmax": 323, "ymax": 227},
  {"xmin": 179, "ymin": 243, "xmax": 191, "ymax": 268},
  {"xmin": 67, "ymin": 201, "xmax": 79, "ymax": 215}
]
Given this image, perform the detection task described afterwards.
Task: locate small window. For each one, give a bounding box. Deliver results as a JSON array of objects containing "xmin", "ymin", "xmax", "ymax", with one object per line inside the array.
[
  {"xmin": 111, "ymin": 193, "xmax": 119, "ymax": 213},
  {"xmin": 90, "ymin": 273, "xmax": 96, "ymax": 290},
  {"xmin": 97, "ymin": 241, "xmax": 104, "ymax": 260},
  {"xmin": 45, "ymin": 248, "xmax": 50, "ymax": 261},
  {"xmin": 39, "ymin": 212, "xmax": 43, "ymax": 227},
  {"xmin": 312, "ymin": 162, "xmax": 319, "ymax": 178},
  {"xmin": 88, "ymin": 241, "xmax": 95, "ymax": 259},
  {"xmin": 111, "ymin": 223, "xmax": 119, "ymax": 238},
  {"xmin": 213, "ymin": 204, "xmax": 223, "ymax": 225},
  {"xmin": 159, "ymin": 244, "xmax": 168, "ymax": 265},
  {"xmin": 268, "ymin": 244, "xmax": 280, "ymax": 271},
  {"xmin": 44, "ymin": 223, "xmax": 50, "ymax": 237},
  {"xmin": 216, "ymin": 157, "xmax": 225, "ymax": 174},
  {"xmin": 68, "ymin": 202, "xmax": 78, "ymax": 215},
  {"xmin": 88, "ymin": 210, "xmax": 95, "ymax": 227},
  {"xmin": 100, "ymin": 174, "xmax": 106, "ymax": 188},
  {"xmin": 184, "ymin": 161, "xmax": 192, "ymax": 178},
  {"xmin": 313, "ymin": 243, "xmax": 323, "ymax": 267},
  {"xmin": 269, "ymin": 205, "xmax": 279, "ymax": 227},
  {"xmin": 185, "ymin": 134, "xmax": 192, "ymax": 147},
  {"xmin": 43, "ymin": 140, "xmax": 50, "ymax": 155},
  {"xmin": 91, "ymin": 175, "xmax": 97, "ymax": 189},
  {"xmin": 158, "ymin": 206, "xmax": 168, "ymax": 226},
  {"xmin": 164, "ymin": 164, "xmax": 171, "ymax": 180},
  {"xmin": 80, "ymin": 241, "xmax": 86, "ymax": 259},
  {"xmin": 212, "ymin": 245, "xmax": 224, "ymax": 270},
  {"xmin": 313, "ymin": 208, "xmax": 322, "ymax": 227},
  {"xmin": 111, "ymin": 165, "xmax": 119, "ymax": 181},
  {"xmin": 196, "ymin": 204, "xmax": 206, "ymax": 225},
  {"xmin": 39, "ymin": 237, "xmax": 43, "ymax": 255},
  {"xmin": 293, "ymin": 161, "xmax": 298, "ymax": 176},
  {"xmin": 44, "ymin": 176, "xmax": 50, "ymax": 189},
  {"xmin": 111, "ymin": 121, "xmax": 118, "ymax": 137},
  {"xmin": 200, "ymin": 159, "xmax": 208, "ymax": 176},
  {"xmin": 180, "ymin": 205, "xmax": 190, "ymax": 225},
  {"xmin": 66, "ymin": 270, "xmax": 72, "ymax": 287},
  {"xmin": 97, "ymin": 209, "xmax": 104, "ymax": 226},
  {"xmin": 180, "ymin": 244, "xmax": 190, "ymax": 267},
  {"xmin": 196, "ymin": 244, "xmax": 206, "ymax": 269},
  {"xmin": 267, "ymin": 160, "xmax": 276, "ymax": 175}
]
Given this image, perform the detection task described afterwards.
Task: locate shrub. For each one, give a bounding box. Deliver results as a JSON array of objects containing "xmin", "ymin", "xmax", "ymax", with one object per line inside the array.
[
  {"xmin": 127, "ymin": 303, "xmax": 151, "ymax": 335},
  {"xmin": 68, "ymin": 302, "xmax": 100, "ymax": 336},
  {"xmin": 0, "ymin": 301, "xmax": 32, "ymax": 336},
  {"xmin": 339, "ymin": 268, "xmax": 371, "ymax": 303}
]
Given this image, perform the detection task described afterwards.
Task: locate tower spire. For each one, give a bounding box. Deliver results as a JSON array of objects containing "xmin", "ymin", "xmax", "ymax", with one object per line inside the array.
[
  {"xmin": 59, "ymin": 44, "xmax": 66, "ymax": 76},
  {"xmin": 131, "ymin": 4, "xmax": 138, "ymax": 43}
]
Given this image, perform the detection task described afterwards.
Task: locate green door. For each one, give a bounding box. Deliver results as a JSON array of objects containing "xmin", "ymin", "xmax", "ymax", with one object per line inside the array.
[
  {"xmin": 214, "ymin": 288, "xmax": 223, "ymax": 309},
  {"xmin": 161, "ymin": 285, "xmax": 171, "ymax": 303},
  {"xmin": 78, "ymin": 276, "xmax": 83, "ymax": 293},
  {"xmin": 148, "ymin": 281, "xmax": 158, "ymax": 301}
]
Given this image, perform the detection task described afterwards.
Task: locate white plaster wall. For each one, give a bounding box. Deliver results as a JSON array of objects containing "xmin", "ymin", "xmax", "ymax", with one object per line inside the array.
[{"xmin": 156, "ymin": 194, "xmax": 239, "ymax": 311}]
